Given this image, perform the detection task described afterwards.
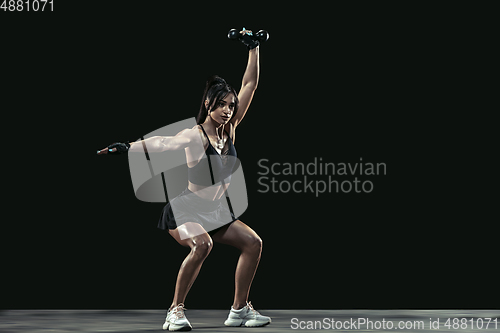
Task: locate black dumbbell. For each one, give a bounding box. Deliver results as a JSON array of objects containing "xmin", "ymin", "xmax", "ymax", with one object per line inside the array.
[
  {"xmin": 227, "ymin": 29, "xmax": 240, "ymax": 40},
  {"xmin": 255, "ymin": 30, "xmax": 269, "ymax": 42},
  {"xmin": 228, "ymin": 28, "xmax": 269, "ymax": 49}
]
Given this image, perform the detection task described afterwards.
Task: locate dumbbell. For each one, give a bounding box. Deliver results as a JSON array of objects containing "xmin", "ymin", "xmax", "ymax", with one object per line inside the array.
[{"xmin": 228, "ymin": 27, "xmax": 269, "ymax": 49}]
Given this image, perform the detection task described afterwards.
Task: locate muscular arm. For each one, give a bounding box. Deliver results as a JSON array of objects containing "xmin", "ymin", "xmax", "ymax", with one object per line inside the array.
[
  {"xmin": 128, "ymin": 128, "xmax": 198, "ymax": 153},
  {"xmin": 231, "ymin": 46, "xmax": 260, "ymax": 127}
]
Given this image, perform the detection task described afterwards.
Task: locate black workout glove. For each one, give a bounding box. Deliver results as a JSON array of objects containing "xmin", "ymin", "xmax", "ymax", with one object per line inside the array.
[
  {"xmin": 107, "ymin": 141, "xmax": 131, "ymax": 155},
  {"xmin": 239, "ymin": 31, "xmax": 259, "ymax": 50}
]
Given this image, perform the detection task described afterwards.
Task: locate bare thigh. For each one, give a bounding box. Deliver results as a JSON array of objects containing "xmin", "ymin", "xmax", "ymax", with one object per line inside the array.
[
  {"xmin": 169, "ymin": 222, "xmax": 213, "ymax": 248},
  {"xmin": 211, "ymin": 220, "xmax": 262, "ymax": 250}
]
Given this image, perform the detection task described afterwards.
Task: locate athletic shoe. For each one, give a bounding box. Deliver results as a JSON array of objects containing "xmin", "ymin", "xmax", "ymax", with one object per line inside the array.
[
  {"xmin": 224, "ymin": 301, "xmax": 271, "ymax": 327},
  {"xmin": 162, "ymin": 303, "xmax": 192, "ymax": 331}
]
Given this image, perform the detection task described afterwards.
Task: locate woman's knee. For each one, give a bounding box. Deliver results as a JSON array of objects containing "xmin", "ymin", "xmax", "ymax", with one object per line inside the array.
[
  {"xmin": 191, "ymin": 236, "xmax": 213, "ymax": 259},
  {"xmin": 245, "ymin": 235, "xmax": 262, "ymax": 254}
]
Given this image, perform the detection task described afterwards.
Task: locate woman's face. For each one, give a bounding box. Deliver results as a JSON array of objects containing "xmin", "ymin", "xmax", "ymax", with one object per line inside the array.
[{"xmin": 208, "ymin": 94, "xmax": 235, "ymax": 125}]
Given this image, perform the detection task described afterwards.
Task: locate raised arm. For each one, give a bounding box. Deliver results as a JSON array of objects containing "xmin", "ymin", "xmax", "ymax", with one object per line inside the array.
[{"xmin": 231, "ymin": 46, "xmax": 260, "ymax": 128}]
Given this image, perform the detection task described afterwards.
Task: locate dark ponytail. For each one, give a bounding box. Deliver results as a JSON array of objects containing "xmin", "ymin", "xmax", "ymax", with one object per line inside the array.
[{"xmin": 196, "ymin": 75, "xmax": 239, "ymax": 124}]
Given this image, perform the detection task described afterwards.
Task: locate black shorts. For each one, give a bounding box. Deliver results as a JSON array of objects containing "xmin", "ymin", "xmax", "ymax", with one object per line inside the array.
[{"xmin": 158, "ymin": 188, "xmax": 237, "ymax": 236}]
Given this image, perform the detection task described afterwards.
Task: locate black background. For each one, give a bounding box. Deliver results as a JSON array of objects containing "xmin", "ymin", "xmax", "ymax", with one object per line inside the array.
[{"xmin": 2, "ymin": 2, "xmax": 495, "ymax": 310}]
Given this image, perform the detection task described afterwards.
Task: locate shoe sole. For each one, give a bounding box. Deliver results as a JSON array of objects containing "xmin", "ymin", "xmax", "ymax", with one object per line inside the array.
[
  {"xmin": 163, "ymin": 323, "xmax": 192, "ymax": 331},
  {"xmin": 224, "ymin": 319, "xmax": 271, "ymax": 327}
]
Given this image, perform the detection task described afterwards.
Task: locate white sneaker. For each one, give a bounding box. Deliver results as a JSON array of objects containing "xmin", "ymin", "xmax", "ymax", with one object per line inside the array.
[
  {"xmin": 162, "ymin": 303, "xmax": 192, "ymax": 331},
  {"xmin": 224, "ymin": 301, "xmax": 271, "ymax": 327}
]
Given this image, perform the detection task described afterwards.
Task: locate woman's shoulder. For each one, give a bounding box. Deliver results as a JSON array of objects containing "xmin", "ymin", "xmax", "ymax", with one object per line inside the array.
[
  {"xmin": 171, "ymin": 125, "xmax": 207, "ymax": 147},
  {"xmin": 190, "ymin": 125, "xmax": 209, "ymax": 146}
]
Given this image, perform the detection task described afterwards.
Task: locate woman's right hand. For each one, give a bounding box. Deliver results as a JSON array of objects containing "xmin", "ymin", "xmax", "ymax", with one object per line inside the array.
[{"xmin": 97, "ymin": 142, "xmax": 130, "ymax": 155}]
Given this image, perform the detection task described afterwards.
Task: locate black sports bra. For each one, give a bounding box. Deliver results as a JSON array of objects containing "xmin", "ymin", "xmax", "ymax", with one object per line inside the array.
[{"xmin": 187, "ymin": 125, "xmax": 238, "ymax": 186}]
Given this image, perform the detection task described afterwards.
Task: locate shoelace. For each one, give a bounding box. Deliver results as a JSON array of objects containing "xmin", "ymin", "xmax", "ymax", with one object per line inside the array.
[
  {"xmin": 246, "ymin": 301, "xmax": 260, "ymax": 316},
  {"xmin": 170, "ymin": 303, "xmax": 187, "ymax": 319}
]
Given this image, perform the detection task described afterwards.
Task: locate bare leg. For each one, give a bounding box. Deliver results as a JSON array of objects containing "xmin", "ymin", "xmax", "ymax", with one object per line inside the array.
[
  {"xmin": 168, "ymin": 222, "xmax": 213, "ymax": 309},
  {"xmin": 212, "ymin": 220, "xmax": 262, "ymax": 310}
]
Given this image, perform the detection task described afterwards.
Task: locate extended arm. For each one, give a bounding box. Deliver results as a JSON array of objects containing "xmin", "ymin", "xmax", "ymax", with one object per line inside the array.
[
  {"xmin": 231, "ymin": 46, "xmax": 260, "ymax": 127},
  {"xmin": 128, "ymin": 133, "xmax": 190, "ymax": 153},
  {"xmin": 98, "ymin": 127, "xmax": 199, "ymax": 155}
]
